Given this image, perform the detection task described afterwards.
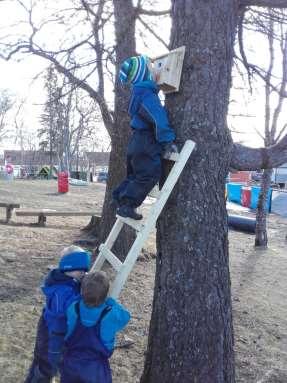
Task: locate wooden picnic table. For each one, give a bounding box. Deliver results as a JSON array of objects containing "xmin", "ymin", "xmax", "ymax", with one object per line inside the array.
[{"xmin": 0, "ymin": 203, "xmax": 20, "ymax": 223}]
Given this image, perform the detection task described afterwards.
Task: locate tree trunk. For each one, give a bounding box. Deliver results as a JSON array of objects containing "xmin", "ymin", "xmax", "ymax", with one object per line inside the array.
[
  {"xmin": 255, "ymin": 168, "xmax": 272, "ymax": 248},
  {"xmin": 141, "ymin": 1, "xmax": 237, "ymax": 382},
  {"xmin": 89, "ymin": 0, "xmax": 136, "ymax": 260}
]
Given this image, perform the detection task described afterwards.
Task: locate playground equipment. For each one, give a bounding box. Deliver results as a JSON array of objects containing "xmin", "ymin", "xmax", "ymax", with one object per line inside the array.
[
  {"xmin": 91, "ymin": 140, "xmax": 195, "ymax": 298},
  {"xmin": 228, "ymin": 214, "xmax": 256, "ymax": 234}
]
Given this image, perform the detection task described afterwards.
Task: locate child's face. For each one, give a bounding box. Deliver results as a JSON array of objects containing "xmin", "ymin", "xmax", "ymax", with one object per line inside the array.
[{"xmin": 67, "ymin": 270, "xmax": 86, "ymax": 281}]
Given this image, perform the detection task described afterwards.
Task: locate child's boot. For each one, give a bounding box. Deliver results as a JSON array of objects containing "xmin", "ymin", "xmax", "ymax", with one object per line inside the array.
[{"xmin": 117, "ymin": 205, "xmax": 143, "ymax": 220}]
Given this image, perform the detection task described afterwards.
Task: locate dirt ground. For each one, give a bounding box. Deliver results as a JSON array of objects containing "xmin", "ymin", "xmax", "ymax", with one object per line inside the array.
[{"xmin": 0, "ymin": 179, "xmax": 286, "ymax": 383}]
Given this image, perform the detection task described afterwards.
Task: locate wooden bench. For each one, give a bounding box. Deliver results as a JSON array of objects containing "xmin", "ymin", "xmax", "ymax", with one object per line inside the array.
[
  {"xmin": 15, "ymin": 209, "xmax": 100, "ymax": 227},
  {"xmin": 0, "ymin": 203, "xmax": 20, "ymax": 223}
]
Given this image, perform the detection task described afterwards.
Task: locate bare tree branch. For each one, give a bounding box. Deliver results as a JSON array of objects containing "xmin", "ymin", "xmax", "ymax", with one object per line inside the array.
[
  {"xmin": 27, "ymin": 46, "xmax": 114, "ymax": 134},
  {"xmin": 271, "ymin": 30, "xmax": 287, "ymax": 141},
  {"xmin": 237, "ymin": 7, "xmax": 253, "ymax": 91},
  {"xmin": 275, "ymin": 123, "xmax": 287, "ymax": 141},
  {"xmin": 136, "ymin": 7, "xmax": 170, "ymax": 16},
  {"xmin": 263, "ymin": 12, "xmax": 274, "ymax": 146},
  {"xmin": 231, "ymin": 133, "xmax": 287, "ymax": 170},
  {"xmin": 138, "ymin": 15, "xmax": 169, "ymax": 49}
]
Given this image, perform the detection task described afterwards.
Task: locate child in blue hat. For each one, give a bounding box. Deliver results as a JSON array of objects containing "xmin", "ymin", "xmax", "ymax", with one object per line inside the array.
[
  {"xmin": 60, "ymin": 271, "xmax": 130, "ymax": 383},
  {"xmin": 24, "ymin": 245, "xmax": 91, "ymax": 383},
  {"xmin": 113, "ymin": 55, "xmax": 178, "ymax": 220}
]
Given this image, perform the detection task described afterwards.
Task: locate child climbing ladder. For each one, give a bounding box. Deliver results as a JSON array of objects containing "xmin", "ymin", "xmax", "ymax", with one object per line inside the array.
[{"xmin": 91, "ymin": 139, "xmax": 195, "ymax": 298}]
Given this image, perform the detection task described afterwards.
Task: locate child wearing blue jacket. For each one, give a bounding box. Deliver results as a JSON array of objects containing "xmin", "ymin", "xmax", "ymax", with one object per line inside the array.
[
  {"xmin": 112, "ymin": 55, "xmax": 178, "ymax": 220},
  {"xmin": 24, "ymin": 245, "xmax": 91, "ymax": 383},
  {"xmin": 60, "ymin": 271, "xmax": 130, "ymax": 383}
]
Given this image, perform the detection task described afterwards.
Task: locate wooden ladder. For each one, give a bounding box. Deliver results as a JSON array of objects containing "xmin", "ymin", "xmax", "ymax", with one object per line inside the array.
[{"xmin": 91, "ymin": 140, "xmax": 195, "ymax": 298}]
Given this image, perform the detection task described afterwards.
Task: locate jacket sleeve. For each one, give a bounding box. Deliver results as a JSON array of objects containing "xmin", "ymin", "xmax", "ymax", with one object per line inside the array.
[
  {"xmin": 65, "ymin": 302, "xmax": 78, "ymax": 340},
  {"xmin": 47, "ymin": 288, "xmax": 80, "ymax": 355},
  {"xmin": 141, "ymin": 92, "xmax": 175, "ymax": 144},
  {"xmin": 100, "ymin": 297, "xmax": 131, "ymax": 351}
]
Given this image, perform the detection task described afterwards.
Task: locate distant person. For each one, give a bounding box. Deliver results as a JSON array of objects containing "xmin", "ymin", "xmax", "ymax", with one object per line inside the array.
[
  {"xmin": 60, "ymin": 271, "xmax": 130, "ymax": 383},
  {"xmin": 24, "ymin": 246, "xmax": 91, "ymax": 383},
  {"xmin": 112, "ymin": 55, "xmax": 178, "ymax": 220}
]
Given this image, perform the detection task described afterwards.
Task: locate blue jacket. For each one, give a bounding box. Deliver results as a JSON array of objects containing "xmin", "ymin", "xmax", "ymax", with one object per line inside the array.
[
  {"xmin": 65, "ymin": 297, "xmax": 130, "ymax": 351},
  {"xmin": 128, "ymin": 80, "xmax": 175, "ymax": 144},
  {"xmin": 41, "ymin": 269, "xmax": 81, "ymax": 354}
]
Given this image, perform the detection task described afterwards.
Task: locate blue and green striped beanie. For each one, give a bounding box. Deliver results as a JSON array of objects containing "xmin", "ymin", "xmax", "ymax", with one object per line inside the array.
[{"xmin": 119, "ymin": 55, "xmax": 152, "ymax": 84}]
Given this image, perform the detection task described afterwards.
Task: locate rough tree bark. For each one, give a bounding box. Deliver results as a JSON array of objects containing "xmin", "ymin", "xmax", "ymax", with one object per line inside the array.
[
  {"xmin": 141, "ymin": 1, "xmax": 237, "ymax": 382},
  {"xmin": 142, "ymin": 1, "xmax": 287, "ymax": 381},
  {"xmin": 255, "ymin": 168, "xmax": 273, "ymax": 247}
]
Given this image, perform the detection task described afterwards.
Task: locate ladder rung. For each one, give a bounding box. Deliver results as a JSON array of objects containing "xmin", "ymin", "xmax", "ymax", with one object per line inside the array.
[
  {"xmin": 163, "ymin": 152, "xmax": 179, "ymax": 161},
  {"xmin": 116, "ymin": 215, "xmax": 145, "ymax": 231},
  {"xmin": 148, "ymin": 184, "xmax": 160, "ymax": 198},
  {"xmin": 99, "ymin": 244, "xmax": 123, "ymax": 271}
]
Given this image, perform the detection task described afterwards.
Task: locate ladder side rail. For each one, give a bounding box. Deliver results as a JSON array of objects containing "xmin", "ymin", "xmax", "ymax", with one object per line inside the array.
[
  {"xmin": 110, "ymin": 227, "xmax": 154, "ymax": 298},
  {"xmin": 91, "ymin": 249, "xmax": 106, "ymax": 272},
  {"xmin": 91, "ymin": 219, "xmax": 124, "ymax": 272},
  {"xmin": 144, "ymin": 140, "xmax": 195, "ymax": 228},
  {"xmin": 105, "ymin": 219, "xmax": 124, "ymax": 249}
]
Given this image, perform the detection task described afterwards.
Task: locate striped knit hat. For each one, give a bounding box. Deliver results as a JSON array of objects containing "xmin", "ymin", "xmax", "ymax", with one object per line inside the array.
[{"xmin": 119, "ymin": 55, "xmax": 152, "ymax": 84}]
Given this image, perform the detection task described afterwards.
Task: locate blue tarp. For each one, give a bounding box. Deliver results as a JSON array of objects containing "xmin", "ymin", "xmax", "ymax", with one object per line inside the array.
[
  {"xmin": 250, "ymin": 186, "xmax": 272, "ymax": 211},
  {"xmin": 226, "ymin": 183, "xmax": 244, "ymax": 203},
  {"xmin": 271, "ymin": 191, "xmax": 287, "ymax": 217}
]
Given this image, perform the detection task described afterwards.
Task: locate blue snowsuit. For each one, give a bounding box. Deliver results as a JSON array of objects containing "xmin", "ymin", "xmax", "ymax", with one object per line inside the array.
[
  {"xmin": 60, "ymin": 297, "xmax": 130, "ymax": 383},
  {"xmin": 113, "ymin": 80, "xmax": 175, "ymax": 207},
  {"xmin": 24, "ymin": 269, "xmax": 81, "ymax": 382}
]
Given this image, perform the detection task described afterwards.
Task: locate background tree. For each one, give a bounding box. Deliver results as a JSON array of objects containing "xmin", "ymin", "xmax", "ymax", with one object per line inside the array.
[
  {"xmin": 0, "ymin": 89, "xmax": 13, "ymax": 143},
  {"xmin": 236, "ymin": 8, "xmax": 287, "ymax": 247},
  {"xmin": 39, "ymin": 65, "xmax": 102, "ymax": 174},
  {"xmin": 39, "ymin": 65, "xmax": 60, "ymax": 173}
]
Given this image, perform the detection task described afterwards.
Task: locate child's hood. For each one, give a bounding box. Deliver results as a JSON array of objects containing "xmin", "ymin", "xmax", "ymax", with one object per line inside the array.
[
  {"xmin": 129, "ymin": 80, "xmax": 158, "ymax": 116},
  {"xmin": 77, "ymin": 298, "xmax": 130, "ymax": 328},
  {"xmin": 78, "ymin": 300, "xmax": 107, "ymax": 326},
  {"xmin": 41, "ymin": 268, "xmax": 80, "ymax": 297}
]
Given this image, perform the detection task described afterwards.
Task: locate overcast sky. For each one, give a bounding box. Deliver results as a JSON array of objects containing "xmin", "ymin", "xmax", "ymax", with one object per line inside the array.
[{"xmin": 0, "ymin": 0, "xmax": 286, "ymax": 155}]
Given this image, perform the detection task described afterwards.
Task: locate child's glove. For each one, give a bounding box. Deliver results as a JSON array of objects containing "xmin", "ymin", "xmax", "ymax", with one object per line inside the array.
[{"xmin": 162, "ymin": 142, "xmax": 179, "ymax": 157}]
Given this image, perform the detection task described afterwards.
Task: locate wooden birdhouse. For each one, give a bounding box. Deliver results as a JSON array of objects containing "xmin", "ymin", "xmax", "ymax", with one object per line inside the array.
[{"xmin": 151, "ymin": 46, "xmax": 186, "ymax": 94}]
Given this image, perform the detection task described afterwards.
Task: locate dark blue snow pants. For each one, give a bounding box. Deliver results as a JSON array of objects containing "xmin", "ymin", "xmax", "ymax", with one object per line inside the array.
[
  {"xmin": 24, "ymin": 313, "xmax": 54, "ymax": 383},
  {"xmin": 113, "ymin": 130, "xmax": 162, "ymax": 207}
]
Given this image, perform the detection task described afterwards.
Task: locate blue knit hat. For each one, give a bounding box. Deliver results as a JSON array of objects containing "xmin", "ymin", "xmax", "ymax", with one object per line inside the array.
[
  {"xmin": 119, "ymin": 55, "xmax": 153, "ymax": 84},
  {"xmin": 59, "ymin": 251, "xmax": 91, "ymax": 272}
]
